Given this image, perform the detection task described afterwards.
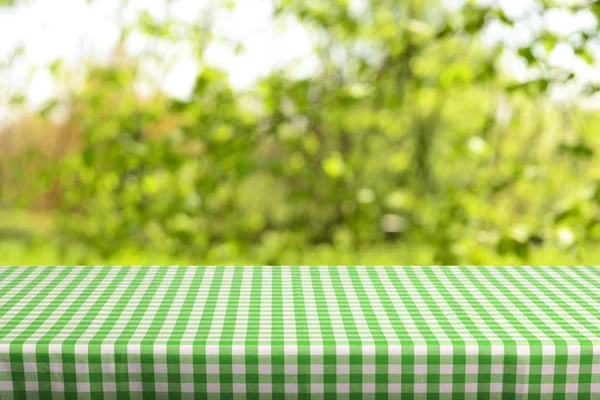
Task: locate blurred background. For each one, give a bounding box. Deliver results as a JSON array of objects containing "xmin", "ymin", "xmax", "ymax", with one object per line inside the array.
[{"xmin": 1, "ymin": 0, "xmax": 600, "ymax": 265}]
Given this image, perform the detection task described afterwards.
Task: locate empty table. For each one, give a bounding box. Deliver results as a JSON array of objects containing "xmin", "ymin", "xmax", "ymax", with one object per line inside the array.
[{"xmin": 1, "ymin": 266, "xmax": 599, "ymax": 398}]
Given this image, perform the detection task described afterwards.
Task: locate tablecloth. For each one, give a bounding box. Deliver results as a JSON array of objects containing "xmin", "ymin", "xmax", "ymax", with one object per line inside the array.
[{"xmin": 1, "ymin": 266, "xmax": 600, "ymax": 399}]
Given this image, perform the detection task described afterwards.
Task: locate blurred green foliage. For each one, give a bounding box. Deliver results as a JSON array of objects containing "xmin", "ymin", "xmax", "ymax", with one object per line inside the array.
[{"xmin": 1, "ymin": 0, "xmax": 600, "ymax": 265}]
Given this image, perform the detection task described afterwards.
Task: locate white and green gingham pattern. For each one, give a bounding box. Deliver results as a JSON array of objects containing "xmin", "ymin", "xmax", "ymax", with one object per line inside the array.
[{"xmin": 1, "ymin": 266, "xmax": 600, "ymax": 398}]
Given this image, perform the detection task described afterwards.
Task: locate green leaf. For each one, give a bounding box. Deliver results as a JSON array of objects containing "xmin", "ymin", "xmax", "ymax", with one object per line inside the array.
[
  {"xmin": 38, "ymin": 99, "xmax": 60, "ymax": 118},
  {"xmin": 462, "ymin": 5, "xmax": 487, "ymax": 34},
  {"xmin": 558, "ymin": 142, "xmax": 594, "ymax": 159},
  {"xmin": 493, "ymin": 9, "xmax": 513, "ymax": 25},
  {"xmin": 9, "ymin": 94, "xmax": 26, "ymax": 106},
  {"xmin": 575, "ymin": 46, "xmax": 594, "ymax": 64},
  {"xmin": 497, "ymin": 235, "xmax": 529, "ymax": 260},
  {"xmin": 138, "ymin": 10, "xmax": 170, "ymax": 37},
  {"xmin": 49, "ymin": 59, "xmax": 63, "ymax": 75},
  {"xmin": 222, "ymin": 0, "xmax": 236, "ymax": 10},
  {"xmin": 507, "ymin": 78, "xmax": 549, "ymax": 94},
  {"xmin": 540, "ymin": 34, "xmax": 557, "ymax": 52},
  {"xmin": 553, "ymin": 206, "xmax": 581, "ymax": 224},
  {"xmin": 582, "ymin": 84, "xmax": 600, "ymax": 95},
  {"xmin": 517, "ymin": 47, "xmax": 536, "ymax": 65}
]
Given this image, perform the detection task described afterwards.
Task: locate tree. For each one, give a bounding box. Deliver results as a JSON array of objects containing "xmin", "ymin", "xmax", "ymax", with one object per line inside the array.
[{"xmin": 2, "ymin": 0, "xmax": 600, "ymax": 264}]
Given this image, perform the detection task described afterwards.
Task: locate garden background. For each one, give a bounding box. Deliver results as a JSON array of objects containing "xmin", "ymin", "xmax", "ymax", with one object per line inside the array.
[{"xmin": 1, "ymin": 0, "xmax": 600, "ymax": 265}]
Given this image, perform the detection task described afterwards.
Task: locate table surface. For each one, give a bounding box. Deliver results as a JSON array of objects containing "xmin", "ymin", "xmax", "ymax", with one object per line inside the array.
[{"xmin": 1, "ymin": 266, "xmax": 600, "ymax": 398}]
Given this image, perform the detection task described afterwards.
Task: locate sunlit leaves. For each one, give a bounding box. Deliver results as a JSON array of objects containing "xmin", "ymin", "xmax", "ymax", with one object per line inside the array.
[{"xmin": 7, "ymin": 0, "xmax": 599, "ymax": 265}]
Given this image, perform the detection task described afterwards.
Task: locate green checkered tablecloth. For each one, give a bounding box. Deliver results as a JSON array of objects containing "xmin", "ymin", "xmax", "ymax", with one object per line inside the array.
[{"xmin": 1, "ymin": 266, "xmax": 600, "ymax": 399}]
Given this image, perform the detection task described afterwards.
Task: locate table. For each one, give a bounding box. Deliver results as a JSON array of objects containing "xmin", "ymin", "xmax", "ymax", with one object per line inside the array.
[{"xmin": 1, "ymin": 266, "xmax": 599, "ymax": 399}]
